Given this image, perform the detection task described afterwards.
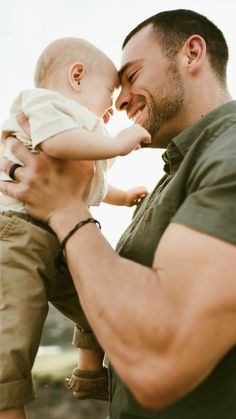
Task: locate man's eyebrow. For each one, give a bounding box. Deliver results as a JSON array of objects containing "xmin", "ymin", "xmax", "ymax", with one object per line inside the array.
[{"xmin": 118, "ymin": 60, "xmax": 140, "ymax": 81}]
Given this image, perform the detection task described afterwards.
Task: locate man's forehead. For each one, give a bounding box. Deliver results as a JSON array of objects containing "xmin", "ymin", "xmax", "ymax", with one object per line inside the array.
[
  {"xmin": 119, "ymin": 25, "xmax": 156, "ymax": 73},
  {"xmin": 114, "ymin": 75, "xmax": 120, "ymax": 89}
]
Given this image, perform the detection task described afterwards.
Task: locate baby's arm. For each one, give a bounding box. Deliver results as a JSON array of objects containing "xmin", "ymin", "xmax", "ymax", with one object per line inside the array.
[
  {"xmin": 18, "ymin": 90, "xmax": 151, "ymax": 160},
  {"xmin": 40, "ymin": 128, "xmax": 117, "ymax": 160},
  {"xmin": 103, "ymin": 184, "xmax": 148, "ymax": 207},
  {"xmin": 39, "ymin": 124, "xmax": 151, "ymax": 160}
]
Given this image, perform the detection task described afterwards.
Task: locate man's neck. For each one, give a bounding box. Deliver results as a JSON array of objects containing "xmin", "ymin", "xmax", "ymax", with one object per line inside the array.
[{"xmin": 152, "ymin": 87, "xmax": 232, "ymax": 149}]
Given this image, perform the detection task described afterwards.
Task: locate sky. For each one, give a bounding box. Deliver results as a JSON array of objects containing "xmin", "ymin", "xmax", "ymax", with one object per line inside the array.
[{"xmin": 1, "ymin": 0, "xmax": 236, "ymax": 246}]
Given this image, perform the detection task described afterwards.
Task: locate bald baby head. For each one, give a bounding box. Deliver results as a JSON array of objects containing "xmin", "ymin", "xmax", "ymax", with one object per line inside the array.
[{"xmin": 34, "ymin": 37, "xmax": 114, "ymax": 88}]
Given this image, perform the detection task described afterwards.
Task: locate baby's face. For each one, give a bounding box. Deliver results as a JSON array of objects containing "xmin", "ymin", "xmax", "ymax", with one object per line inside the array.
[{"xmin": 79, "ymin": 59, "xmax": 119, "ymax": 123}]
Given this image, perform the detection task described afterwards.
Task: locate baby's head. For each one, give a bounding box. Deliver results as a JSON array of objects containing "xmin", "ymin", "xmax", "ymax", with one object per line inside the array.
[{"xmin": 34, "ymin": 37, "xmax": 119, "ymax": 121}]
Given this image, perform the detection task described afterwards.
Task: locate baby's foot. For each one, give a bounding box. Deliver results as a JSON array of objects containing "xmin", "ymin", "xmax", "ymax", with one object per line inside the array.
[{"xmin": 65, "ymin": 367, "xmax": 108, "ymax": 401}]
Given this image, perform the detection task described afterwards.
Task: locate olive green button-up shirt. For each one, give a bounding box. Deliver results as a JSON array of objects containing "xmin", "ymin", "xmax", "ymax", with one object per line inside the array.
[{"xmin": 110, "ymin": 101, "xmax": 236, "ymax": 419}]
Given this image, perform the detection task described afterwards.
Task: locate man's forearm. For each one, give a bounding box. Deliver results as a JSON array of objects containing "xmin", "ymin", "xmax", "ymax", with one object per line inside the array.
[
  {"xmin": 50, "ymin": 212, "xmax": 236, "ymax": 409},
  {"xmin": 50, "ymin": 208, "xmax": 177, "ymax": 405},
  {"xmin": 62, "ymin": 213, "xmax": 168, "ymax": 354}
]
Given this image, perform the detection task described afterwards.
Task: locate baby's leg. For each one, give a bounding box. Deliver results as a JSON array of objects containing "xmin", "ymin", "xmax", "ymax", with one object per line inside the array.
[
  {"xmin": 0, "ymin": 214, "xmax": 48, "ymax": 414},
  {"xmin": 63, "ymin": 325, "xmax": 108, "ymax": 400},
  {"xmin": 45, "ymin": 245, "xmax": 108, "ymax": 401},
  {"xmin": 50, "ymin": 286, "xmax": 107, "ymax": 399},
  {"xmin": 50, "ymin": 301, "xmax": 108, "ymax": 400},
  {"xmin": 79, "ymin": 347, "xmax": 104, "ymax": 371}
]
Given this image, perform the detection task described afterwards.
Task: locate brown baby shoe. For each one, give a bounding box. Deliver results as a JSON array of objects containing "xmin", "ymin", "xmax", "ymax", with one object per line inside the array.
[{"xmin": 65, "ymin": 366, "xmax": 108, "ymax": 401}]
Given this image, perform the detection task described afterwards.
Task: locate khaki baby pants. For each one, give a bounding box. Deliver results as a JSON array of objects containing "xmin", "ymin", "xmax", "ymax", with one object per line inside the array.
[{"xmin": 0, "ymin": 212, "xmax": 99, "ymax": 410}]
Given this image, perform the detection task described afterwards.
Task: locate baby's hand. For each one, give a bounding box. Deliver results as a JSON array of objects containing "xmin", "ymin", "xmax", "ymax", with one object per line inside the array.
[
  {"xmin": 125, "ymin": 186, "xmax": 149, "ymax": 207},
  {"xmin": 115, "ymin": 124, "xmax": 151, "ymax": 156}
]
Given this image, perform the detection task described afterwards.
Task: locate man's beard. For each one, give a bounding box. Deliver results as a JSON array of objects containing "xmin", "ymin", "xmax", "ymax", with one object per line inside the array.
[{"xmin": 142, "ymin": 61, "xmax": 184, "ymax": 140}]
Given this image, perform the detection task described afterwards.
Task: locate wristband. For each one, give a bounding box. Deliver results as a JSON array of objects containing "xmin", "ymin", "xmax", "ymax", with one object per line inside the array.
[{"xmin": 54, "ymin": 217, "xmax": 101, "ymax": 271}]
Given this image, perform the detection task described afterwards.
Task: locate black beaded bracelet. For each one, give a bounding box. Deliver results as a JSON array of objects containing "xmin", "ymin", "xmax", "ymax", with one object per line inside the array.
[{"xmin": 54, "ymin": 217, "xmax": 101, "ymax": 271}]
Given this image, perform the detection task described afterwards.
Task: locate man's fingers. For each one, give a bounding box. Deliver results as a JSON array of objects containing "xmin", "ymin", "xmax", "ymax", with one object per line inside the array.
[
  {"xmin": 0, "ymin": 180, "xmax": 21, "ymax": 199},
  {"xmin": 0, "ymin": 158, "xmax": 15, "ymax": 176},
  {"xmin": 0, "ymin": 158, "xmax": 24, "ymax": 181},
  {"xmin": 17, "ymin": 112, "xmax": 31, "ymax": 136},
  {"xmin": 5, "ymin": 137, "xmax": 34, "ymax": 165},
  {"xmin": 0, "ymin": 158, "xmax": 12, "ymax": 173}
]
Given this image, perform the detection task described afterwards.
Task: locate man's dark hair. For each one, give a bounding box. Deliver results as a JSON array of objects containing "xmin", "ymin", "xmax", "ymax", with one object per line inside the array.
[{"xmin": 122, "ymin": 9, "xmax": 228, "ymax": 84}]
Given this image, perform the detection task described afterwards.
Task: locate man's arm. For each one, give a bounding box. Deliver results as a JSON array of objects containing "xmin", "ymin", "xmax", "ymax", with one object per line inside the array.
[
  {"xmin": 1, "ymin": 141, "xmax": 236, "ymax": 409},
  {"xmin": 54, "ymin": 213, "xmax": 236, "ymax": 409}
]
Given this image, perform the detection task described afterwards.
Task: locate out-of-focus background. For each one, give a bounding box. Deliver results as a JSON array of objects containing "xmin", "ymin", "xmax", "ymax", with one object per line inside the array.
[
  {"xmin": 1, "ymin": 1, "xmax": 236, "ymax": 418},
  {"xmin": 26, "ymin": 305, "xmax": 109, "ymax": 419}
]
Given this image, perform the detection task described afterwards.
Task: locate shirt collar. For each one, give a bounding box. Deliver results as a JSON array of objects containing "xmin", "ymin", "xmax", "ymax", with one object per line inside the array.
[{"xmin": 162, "ymin": 100, "xmax": 236, "ymax": 175}]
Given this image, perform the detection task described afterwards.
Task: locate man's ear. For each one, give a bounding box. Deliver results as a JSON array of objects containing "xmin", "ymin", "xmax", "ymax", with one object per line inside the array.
[
  {"xmin": 68, "ymin": 62, "xmax": 85, "ymax": 91},
  {"xmin": 181, "ymin": 35, "xmax": 206, "ymax": 74}
]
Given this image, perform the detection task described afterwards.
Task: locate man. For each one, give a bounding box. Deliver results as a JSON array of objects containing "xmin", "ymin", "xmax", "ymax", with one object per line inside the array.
[{"xmin": 1, "ymin": 9, "xmax": 236, "ymax": 419}]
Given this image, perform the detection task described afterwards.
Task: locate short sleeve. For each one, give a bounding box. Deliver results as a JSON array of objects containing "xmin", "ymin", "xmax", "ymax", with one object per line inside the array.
[
  {"xmin": 172, "ymin": 133, "xmax": 236, "ymax": 245},
  {"xmin": 21, "ymin": 89, "xmax": 80, "ymax": 148}
]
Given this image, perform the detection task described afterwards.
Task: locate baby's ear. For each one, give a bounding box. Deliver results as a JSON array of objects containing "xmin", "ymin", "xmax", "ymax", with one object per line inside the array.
[{"xmin": 68, "ymin": 62, "xmax": 84, "ymax": 92}]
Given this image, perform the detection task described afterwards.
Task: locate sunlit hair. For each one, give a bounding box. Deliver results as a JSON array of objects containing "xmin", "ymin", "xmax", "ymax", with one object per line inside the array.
[
  {"xmin": 34, "ymin": 37, "xmax": 109, "ymax": 88},
  {"xmin": 123, "ymin": 9, "xmax": 228, "ymax": 85}
]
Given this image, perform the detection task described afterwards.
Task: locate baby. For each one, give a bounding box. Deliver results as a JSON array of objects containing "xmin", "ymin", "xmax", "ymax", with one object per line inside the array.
[{"xmin": 0, "ymin": 37, "xmax": 150, "ymax": 414}]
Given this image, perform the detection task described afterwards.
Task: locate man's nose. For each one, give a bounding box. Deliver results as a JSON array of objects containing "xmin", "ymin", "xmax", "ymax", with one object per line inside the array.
[{"xmin": 115, "ymin": 87, "xmax": 131, "ymax": 111}]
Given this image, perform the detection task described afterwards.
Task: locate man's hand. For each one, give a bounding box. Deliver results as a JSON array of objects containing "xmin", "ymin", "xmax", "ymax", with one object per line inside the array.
[
  {"xmin": 17, "ymin": 112, "xmax": 31, "ymax": 137},
  {"xmin": 0, "ymin": 138, "xmax": 94, "ymax": 225}
]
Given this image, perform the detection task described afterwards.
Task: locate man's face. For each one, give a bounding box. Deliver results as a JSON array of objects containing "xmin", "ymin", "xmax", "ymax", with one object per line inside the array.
[{"xmin": 116, "ymin": 25, "xmax": 185, "ymax": 148}]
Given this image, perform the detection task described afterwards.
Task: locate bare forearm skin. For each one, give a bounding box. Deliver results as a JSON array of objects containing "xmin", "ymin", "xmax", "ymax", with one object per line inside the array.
[
  {"xmin": 49, "ymin": 210, "xmax": 236, "ymax": 408},
  {"xmin": 50, "ymin": 207, "xmax": 179, "ymax": 406}
]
